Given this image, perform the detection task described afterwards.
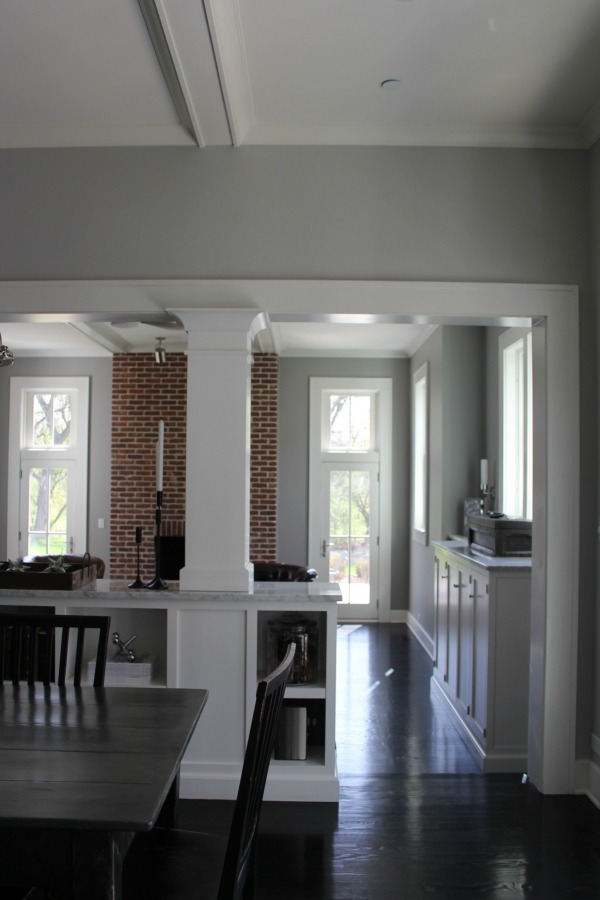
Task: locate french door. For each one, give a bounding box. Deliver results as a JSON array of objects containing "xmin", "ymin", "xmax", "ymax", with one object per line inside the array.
[
  {"xmin": 321, "ymin": 461, "xmax": 379, "ymax": 620},
  {"xmin": 19, "ymin": 459, "xmax": 77, "ymax": 557}
]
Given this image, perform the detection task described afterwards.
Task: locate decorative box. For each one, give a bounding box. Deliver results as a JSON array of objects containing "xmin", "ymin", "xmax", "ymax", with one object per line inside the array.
[
  {"xmin": 0, "ymin": 562, "xmax": 97, "ymax": 590},
  {"xmin": 467, "ymin": 514, "xmax": 532, "ymax": 557}
]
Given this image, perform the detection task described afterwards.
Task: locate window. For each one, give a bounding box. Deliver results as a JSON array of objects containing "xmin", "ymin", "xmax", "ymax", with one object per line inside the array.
[
  {"xmin": 500, "ymin": 330, "xmax": 532, "ymax": 518},
  {"xmin": 412, "ymin": 363, "xmax": 428, "ymax": 542},
  {"xmin": 322, "ymin": 392, "xmax": 374, "ymax": 452},
  {"xmin": 7, "ymin": 378, "xmax": 89, "ymax": 559}
]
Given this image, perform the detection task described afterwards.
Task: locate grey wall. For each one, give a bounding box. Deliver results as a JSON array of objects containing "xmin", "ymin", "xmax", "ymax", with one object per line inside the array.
[
  {"xmin": 0, "ymin": 147, "xmax": 591, "ymax": 284},
  {"xmin": 0, "ymin": 357, "xmax": 112, "ymax": 571},
  {"xmin": 409, "ymin": 327, "xmax": 486, "ymax": 638},
  {"xmin": 441, "ymin": 327, "xmax": 486, "ymax": 536},
  {"xmin": 278, "ymin": 357, "xmax": 410, "ymax": 609}
]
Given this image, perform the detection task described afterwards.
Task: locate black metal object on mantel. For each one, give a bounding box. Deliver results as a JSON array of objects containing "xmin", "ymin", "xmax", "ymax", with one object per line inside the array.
[
  {"xmin": 128, "ymin": 526, "xmax": 145, "ymax": 589},
  {"xmin": 146, "ymin": 491, "xmax": 167, "ymax": 590}
]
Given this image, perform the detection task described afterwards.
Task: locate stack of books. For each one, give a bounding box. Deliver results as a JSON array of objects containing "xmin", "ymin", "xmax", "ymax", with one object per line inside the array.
[{"xmin": 87, "ymin": 655, "xmax": 156, "ymax": 686}]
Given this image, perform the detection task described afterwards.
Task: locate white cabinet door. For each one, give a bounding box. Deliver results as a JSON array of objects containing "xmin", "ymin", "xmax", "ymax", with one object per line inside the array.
[
  {"xmin": 455, "ymin": 566, "xmax": 474, "ymax": 721},
  {"xmin": 447, "ymin": 563, "xmax": 463, "ymax": 699},
  {"xmin": 469, "ymin": 570, "xmax": 489, "ymax": 744},
  {"xmin": 434, "ymin": 554, "xmax": 450, "ymax": 684}
]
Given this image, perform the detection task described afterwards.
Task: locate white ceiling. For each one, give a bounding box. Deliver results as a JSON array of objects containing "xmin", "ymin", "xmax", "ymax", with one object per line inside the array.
[{"xmin": 2, "ymin": 0, "xmax": 599, "ymax": 357}]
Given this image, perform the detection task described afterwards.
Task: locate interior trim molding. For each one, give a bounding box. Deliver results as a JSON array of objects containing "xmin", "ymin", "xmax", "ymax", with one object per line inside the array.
[{"xmin": 137, "ymin": 0, "xmax": 198, "ymax": 143}]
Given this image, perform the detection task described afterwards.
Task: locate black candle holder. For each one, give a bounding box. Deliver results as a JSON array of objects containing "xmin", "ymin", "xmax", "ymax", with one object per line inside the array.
[
  {"xmin": 146, "ymin": 492, "xmax": 167, "ymax": 590},
  {"xmin": 128, "ymin": 526, "xmax": 144, "ymax": 589}
]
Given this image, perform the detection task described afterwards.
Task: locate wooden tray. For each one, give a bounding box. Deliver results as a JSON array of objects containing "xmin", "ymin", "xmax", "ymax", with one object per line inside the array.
[{"xmin": 0, "ymin": 562, "xmax": 97, "ymax": 590}]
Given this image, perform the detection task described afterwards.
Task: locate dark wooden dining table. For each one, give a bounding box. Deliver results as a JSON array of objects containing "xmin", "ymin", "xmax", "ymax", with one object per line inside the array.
[{"xmin": 0, "ymin": 683, "xmax": 208, "ymax": 899}]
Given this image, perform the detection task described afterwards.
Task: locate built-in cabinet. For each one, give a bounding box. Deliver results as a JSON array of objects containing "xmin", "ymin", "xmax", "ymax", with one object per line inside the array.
[
  {"xmin": 0, "ymin": 583, "xmax": 340, "ymax": 802},
  {"xmin": 432, "ymin": 541, "xmax": 531, "ymax": 772}
]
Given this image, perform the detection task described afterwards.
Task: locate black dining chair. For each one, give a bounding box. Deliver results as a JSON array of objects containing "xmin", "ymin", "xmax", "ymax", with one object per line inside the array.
[
  {"xmin": 0, "ymin": 613, "xmax": 111, "ymax": 687},
  {"xmin": 123, "ymin": 641, "xmax": 297, "ymax": 900}
]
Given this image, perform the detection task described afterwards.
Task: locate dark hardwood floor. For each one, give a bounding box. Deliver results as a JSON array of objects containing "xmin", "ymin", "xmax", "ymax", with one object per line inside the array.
[
  {"xmin": 176, "ymin": 624, "xmax": 600, "ymax": 899},
  {"xmin": 11, "ymin": 624, "xmax": 600, "ymax": 898}
]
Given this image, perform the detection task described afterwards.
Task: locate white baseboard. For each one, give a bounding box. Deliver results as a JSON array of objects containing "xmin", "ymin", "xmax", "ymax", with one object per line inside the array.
[
  {"xmin": 180, "ymin": 760, "xmax": 340, "ymax": 802},
  {"xmin": 405, "ymin": 611, "xmax": 434, "ymax": 659},
  {"xmin": 575, "ymin": 735, "xmax": 600, "ymax": 808}
]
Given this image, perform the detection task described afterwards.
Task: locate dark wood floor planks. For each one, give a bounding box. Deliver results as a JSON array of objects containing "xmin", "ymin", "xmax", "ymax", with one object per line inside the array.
[{"xmin": 172, "ymin": 624, "xmax": 600, "ymax": 899}]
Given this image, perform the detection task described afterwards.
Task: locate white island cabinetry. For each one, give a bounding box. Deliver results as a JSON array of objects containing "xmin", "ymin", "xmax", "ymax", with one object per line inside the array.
[
  {"xmin": 0, "ymin": 582, "xmax": 340, "ymax": 802},
  {"xmin": 432, "ymin": 541, "xmax": 531, "ymax": 772}
]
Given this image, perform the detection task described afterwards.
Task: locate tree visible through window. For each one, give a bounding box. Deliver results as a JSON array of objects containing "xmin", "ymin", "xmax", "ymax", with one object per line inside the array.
[{"xmin": 7, "ymin": 378, "xmax": 89, "ymax": 560}]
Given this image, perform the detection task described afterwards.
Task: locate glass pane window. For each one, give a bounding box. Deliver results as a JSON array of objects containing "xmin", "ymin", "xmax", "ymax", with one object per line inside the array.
[
  {"xmin": 32, "ymin": 392, "xmax": 73, "ymax": 447},
  {"xmin": 27, "ymin": 466, "xmax": 69, "ymax": 555},
  {"xmin": 412, "ymin": 365, "xmax": 428, "ymax": 539},
  {"xmin": 326, "ymin": 393, "xmax": 372, "ymax": 451},
  {"xmin": 501, "ymin": 332, "xmax": 532, "ymax": 518},
  {"xmin": 329, "ymin": 468, "xmax": 371, "ymax": 605}
]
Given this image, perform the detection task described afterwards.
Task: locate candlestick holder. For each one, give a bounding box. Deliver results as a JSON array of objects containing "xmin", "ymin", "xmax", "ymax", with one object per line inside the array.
[
  {"xmin": 146, "ymin": 491, "xmax": 168, "ymax": 590},
  {"xmin": 128, "ymin": 526, "xmax": 145, "ymax": 589},
  {"xmin": 480, "ymin": 482, "xmax": 495, "ymax": 515}
]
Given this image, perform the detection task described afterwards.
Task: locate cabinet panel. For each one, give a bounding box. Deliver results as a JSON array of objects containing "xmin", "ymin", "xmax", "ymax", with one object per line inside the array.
[
  {"xmin": 470, "ymin": 573, "xmax": 489, "ymax": 742},
  {"xmin": 455, "ymin": 568, "xmax": 473, "ymax": 720},
  {"xmin": 177, "ymin": 608, "xmax": 247, "ymax": 766},
  {"xmin": 434, "ymin": 556, "xmax": 449, "ymax": 683},
  {"xmin": 447, "ymin": 564, "xmax": 462, "ymax": 698}
]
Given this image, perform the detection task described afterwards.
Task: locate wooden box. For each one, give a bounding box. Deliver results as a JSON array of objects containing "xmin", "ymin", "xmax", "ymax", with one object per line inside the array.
[
  {"xmin": 0, "ymin": 562, "xmax": 97, "ymax": 590},
  {"xmin": 467, "ymin": 514, "xmax": 532, "ymax": 557}
]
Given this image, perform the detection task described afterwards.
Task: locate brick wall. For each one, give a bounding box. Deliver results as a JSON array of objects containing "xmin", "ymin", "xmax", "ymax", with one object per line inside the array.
[
  {"xmin": 110, "ymin": 353, "xmax": 187, "ymax": 581},
  {"xmin": 110, "ymin": 352, "xmax": 278, "ymax": 579},
  {"xmin": 250, "ymin": 354, "xmax": 279, "ymax": 562}
]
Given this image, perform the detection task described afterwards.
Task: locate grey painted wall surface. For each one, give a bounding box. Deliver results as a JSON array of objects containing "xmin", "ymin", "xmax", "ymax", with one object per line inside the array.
[
  {"xmin": 0, "ymin": 144, "xmax": 595, "ymax": 757},
  {"xmin": 0, "ymin": 358, "xmax": 112, "ymax": 572},
  {"xmin": 0, "ymin": 147, "xmax": 590, "ymax": 285},
  {"xmin": 278, "ymin": 357, "xmax": 410, "ymax": 609},
  {"xmin": 441, "ymin": 327, "xmax": 486, "ymax": 537},
  {"xmin": 408, "ymin": 327, "xmax": 485, "ymax": 639}
]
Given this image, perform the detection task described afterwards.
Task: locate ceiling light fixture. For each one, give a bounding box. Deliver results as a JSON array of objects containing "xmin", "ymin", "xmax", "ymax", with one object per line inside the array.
[
  {"xmin": 154, "ymin": 337, "xmax": 166, "ymax": 365},
  {"xmin": 0, "ymin": 333, "xmax": 14, "ymax": 367},
  {"xmin": 380, "ymin": 79, "xmax": 402, "ymax": 90}
]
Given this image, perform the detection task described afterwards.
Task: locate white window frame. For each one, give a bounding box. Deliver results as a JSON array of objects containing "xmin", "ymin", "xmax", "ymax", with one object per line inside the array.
[
  {"xmin": 7, "ymin": 377, "xmax": 90, "ymax": 559},
  {"xmin": 499, "ymin": 329, "xmax": 533, "ymax": 519},
  {"xmin": 309, "ymin": 377, "xmax": 392, "ymax": 622},
  {"xmin": 412, "ymin": 363, "xmax": 429, "ymax": 544}
]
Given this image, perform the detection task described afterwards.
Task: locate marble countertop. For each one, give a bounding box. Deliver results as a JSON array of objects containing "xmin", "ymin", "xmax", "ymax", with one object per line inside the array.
[
  {"xmin": 0, "ymin": 579, "xmax": 342, "ymax": 603},
  {"xmin": 433, "ymin": 540, "xmax": 532, "ymax": 570}
]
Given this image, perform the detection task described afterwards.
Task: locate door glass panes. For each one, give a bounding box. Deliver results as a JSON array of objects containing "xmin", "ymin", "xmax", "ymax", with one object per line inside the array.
[
  {"xmin": 327, "ymin": 394, "xmax": 371, "ymax": 451},
  {"xmin": 329, "ymin": 469, "xmax": 371, "ymax": 605},
  {"xmin": 32, "ymin": 393, "xmax": 72, "ymax": 447},
  {"xmin": 27, "ymin": 467, "xmax": 69, "ymax": 555}
]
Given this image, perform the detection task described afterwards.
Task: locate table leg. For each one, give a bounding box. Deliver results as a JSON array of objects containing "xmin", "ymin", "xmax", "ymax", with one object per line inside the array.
[
  {"xmin": 155, "ymin": 771, "xmax": 180, "ymax": 829},
  {"xmin": 71, "ymin": 830, "xmax": 134, "ymax": 900}
]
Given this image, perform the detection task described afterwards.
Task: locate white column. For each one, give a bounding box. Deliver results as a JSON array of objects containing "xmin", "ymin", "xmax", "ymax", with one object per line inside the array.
[{"xmin": 170, "ymin": 309, "xmax": 269, "ymax": 592}]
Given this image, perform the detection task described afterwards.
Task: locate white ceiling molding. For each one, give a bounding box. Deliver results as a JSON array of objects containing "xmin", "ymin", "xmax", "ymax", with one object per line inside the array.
[
  {"xmin": 203, "ymin": 0, "xmax": 256, "ymax": 146},
  {"xmin": 137, "ymin": 0, "xmax": 198, "ymax": 143}
]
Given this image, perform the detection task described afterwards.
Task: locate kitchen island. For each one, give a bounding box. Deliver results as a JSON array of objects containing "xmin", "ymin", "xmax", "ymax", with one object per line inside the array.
[{"xmin": 0, "ymin": 580, "xmax": 340, "ymax": 802}]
